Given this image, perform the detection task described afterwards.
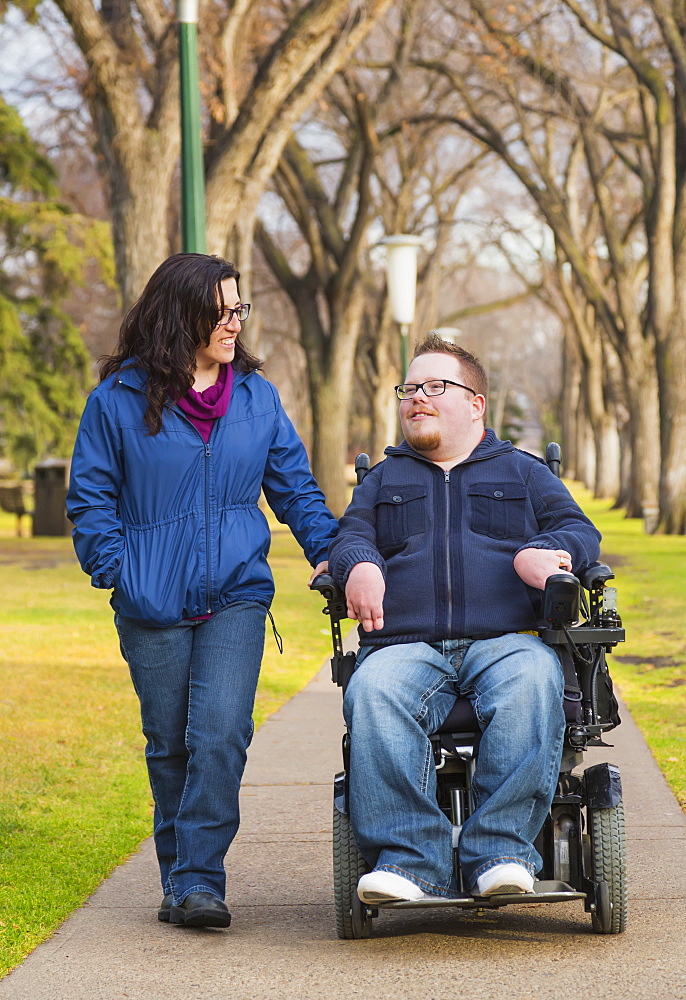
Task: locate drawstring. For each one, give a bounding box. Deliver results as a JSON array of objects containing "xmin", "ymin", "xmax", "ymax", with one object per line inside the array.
[{"xmin": 267, "ymin": 609, "xmax": 283, "ymax": 654}]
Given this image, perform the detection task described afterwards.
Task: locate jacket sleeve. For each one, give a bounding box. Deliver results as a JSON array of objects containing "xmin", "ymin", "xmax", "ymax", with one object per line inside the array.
[
  {"xmin": 261, "ymin": 394, "xmax": 338, "ymax": 567},
  {"xmin": 515, "ymin": 461, "xmax": 601, "ymax": 574},
  {"xmin": 66, "ymin": 388, "xmax": 125, "ymax": 589},
  {"xmin": 327, "ymin": 468, "xmax": 387, "ymax": 588}
]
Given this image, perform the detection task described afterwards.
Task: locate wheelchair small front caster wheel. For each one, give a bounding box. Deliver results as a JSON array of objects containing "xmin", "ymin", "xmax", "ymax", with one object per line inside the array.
[
  {"xmin": 592, "ymin": 881, "xmax": 613, "ymax": 934},
  {"xmin": 350, "ymin": 896, "xmax": 373, "ymax": 939}
]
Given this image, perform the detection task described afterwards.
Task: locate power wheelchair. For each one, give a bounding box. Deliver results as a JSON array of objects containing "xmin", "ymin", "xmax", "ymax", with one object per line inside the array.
[{"xmin": 310, "ymin": 444, "xmax": 627, "ymax": 938}]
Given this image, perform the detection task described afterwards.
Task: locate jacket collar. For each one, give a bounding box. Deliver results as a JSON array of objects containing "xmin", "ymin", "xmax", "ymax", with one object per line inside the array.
[
  {"xmin": 115, "ymin": 361, "xmax": 251, "ymax": 393},
  {"xmin": 384, "ymin": 427, "xmax": 514, "ymax": 465}
]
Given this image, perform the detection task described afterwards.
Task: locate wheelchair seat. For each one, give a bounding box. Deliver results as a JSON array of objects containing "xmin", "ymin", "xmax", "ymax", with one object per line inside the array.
[{"xmin": 438, "ymin": 692, "xmax": 582, "ymax": 734}]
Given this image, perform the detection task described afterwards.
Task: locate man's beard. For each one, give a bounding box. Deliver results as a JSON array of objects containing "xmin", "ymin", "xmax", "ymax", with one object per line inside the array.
[{"xmin": 404, "ymin": 424, "xmax": 441, "ymax": 453}]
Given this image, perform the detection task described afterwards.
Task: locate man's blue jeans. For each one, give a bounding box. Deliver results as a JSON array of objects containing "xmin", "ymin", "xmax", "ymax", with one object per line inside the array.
[
  {"xmin": 115, "ymin": 601, "xmax": 266, "ymax": 905},
  {"xmin": 343, "ymin": 634, "xmax": 565, "ymax": 896}
]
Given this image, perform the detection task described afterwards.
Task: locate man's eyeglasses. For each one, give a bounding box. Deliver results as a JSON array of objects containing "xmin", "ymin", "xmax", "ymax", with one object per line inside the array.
[
  {"xmin": 395, "ymin": 379, "xmax": 476, "ymax": 400},
  {"xmin": 216, "ymin": 303, "xmax": 251, "ymax": 327}
]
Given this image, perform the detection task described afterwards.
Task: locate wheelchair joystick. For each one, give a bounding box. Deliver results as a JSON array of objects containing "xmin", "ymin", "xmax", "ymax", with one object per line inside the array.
[{"xmin": 543, "ymin": 573, "xmax": 580, "ymax": 628}]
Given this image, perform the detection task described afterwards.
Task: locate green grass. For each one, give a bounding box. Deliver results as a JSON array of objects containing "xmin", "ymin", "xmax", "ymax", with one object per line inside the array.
[
  {"xmin": 573, "ymin": 485, "xmax": 686, "ymax": 810},
  {"xmin": 0, "ymin": 510, "xmax": 331, "ymax": 977}
]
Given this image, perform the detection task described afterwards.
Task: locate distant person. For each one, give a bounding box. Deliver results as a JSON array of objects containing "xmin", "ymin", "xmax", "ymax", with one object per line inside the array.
[
  {"xmin": 68, "ymin": 253, "xmax": 337, "ymax": 928},
  {"xmin": 328, "ymin": 334, "xmax": 600, "ymax": 902}
]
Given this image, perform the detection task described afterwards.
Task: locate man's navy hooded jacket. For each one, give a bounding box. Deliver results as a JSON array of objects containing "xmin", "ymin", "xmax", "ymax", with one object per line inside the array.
[{"xmin": 328, "ymin": 430, "xmax": 601, "ymax": 647}]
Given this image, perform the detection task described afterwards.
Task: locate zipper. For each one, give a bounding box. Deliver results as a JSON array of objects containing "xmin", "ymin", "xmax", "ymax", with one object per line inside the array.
[
  {"xmin": 204, "ymin": 442, "xmax": 212, "ymax": 614},
  {"xmin": 444, "ymin": 469, "xmax": 452, "ymax": 635},
  {"xmin": 117, "ymin": 373, "xmax": 218, "ymax": 616}
]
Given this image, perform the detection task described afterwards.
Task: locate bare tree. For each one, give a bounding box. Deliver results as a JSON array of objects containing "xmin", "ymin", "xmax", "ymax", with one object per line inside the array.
[
  {"xmin": 17, "ymin": 0, "xmax": 393, "ymax": 308},
  {"xmin": 255, "ymin": 91, "xmax": 378, "ymax": 516},
  {"xmin": 408, "ymin": 1, "xmax": 662, "ymax": 519}
]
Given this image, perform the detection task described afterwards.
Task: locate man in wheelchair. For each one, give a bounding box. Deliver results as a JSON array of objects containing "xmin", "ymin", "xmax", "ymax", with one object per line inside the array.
[{"xmin": 327, "ymin": 334, "xmax": 604, "ymax": 905}]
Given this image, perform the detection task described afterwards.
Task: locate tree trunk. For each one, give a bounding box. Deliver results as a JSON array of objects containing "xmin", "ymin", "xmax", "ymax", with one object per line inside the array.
[
  {"xmin": 593, "ymin": 416, "xmax": 620, "ymax": 499},
  {"xmin": 656, "ymin": 315, "xmax": 686, "ymax": 532},
  {"xmin": 621, "ymin": 361, "xmax": 661, "ymax": 522},
  {"xmin": 109, "ymin": 154, "xmax": 176, "ymax": 309},
  {"xmin": 615, "ymin": 415, "xmax": 633, "ymax": 511},
  {"xmin": 561, "ymin": 342, "xmax": 580, "ymax": 480},
  {"xmin": 655, "ymin": 232, "xmax": 686, "ymax": 531},
  {"xmin": 576, "ymin": 413, "xmax": 595, "ymax": 492},
  {"xmin": 310, "ymin": 376, "xmax": 353, "ymax": 518},
  {"xmin": 584, "ymin": 349, "xmax": 619, "ymax": 499},
  {"xmin": 306, "ymin": 293, "xmax": 364, "ymax": 517}
]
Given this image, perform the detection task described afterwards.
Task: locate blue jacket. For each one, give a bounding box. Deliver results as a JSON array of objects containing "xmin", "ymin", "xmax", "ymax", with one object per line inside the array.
[
  {"xmin": 328, "ymin": 431, "xmax": 601, "ymax": 646},
  {"xmin": 67, "ymin": 364, "xmax": 338, "ymax": 627}
]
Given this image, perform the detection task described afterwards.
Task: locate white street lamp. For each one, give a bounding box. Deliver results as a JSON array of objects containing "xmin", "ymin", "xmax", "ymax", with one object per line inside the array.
[
  {"xmin": 382, "ymin": 234, "xmax": 425, "ymax": 375},
  {"xmin": 430, "ymin": 326, "xmax": 462, "ymax": 343}
]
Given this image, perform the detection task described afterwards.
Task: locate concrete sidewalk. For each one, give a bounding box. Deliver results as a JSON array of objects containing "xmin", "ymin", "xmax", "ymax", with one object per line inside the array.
[{"xmin": 1, "ymin": 659, "xmax": 685, "ymax": 1000}]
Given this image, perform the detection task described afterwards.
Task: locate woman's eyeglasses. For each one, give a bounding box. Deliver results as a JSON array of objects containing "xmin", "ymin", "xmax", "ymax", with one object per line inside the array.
[{"xmin": 216, "ymin": 303, "xmax": 251, "ymax": 327}]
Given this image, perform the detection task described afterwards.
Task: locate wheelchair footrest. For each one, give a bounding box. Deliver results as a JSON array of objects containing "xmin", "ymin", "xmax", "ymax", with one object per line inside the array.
[{"xmin": 380, "ymin": 881, "xmax": 585, "ymax": 910}]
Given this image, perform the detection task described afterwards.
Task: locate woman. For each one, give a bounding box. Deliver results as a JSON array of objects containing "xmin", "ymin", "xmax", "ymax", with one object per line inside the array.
[{"xmin": 67, "ymin": 253, "xmax": 337, "ymax": 928}]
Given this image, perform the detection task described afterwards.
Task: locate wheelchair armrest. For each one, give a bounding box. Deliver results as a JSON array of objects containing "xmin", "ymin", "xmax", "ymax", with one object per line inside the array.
[
  {"xmin": 579, "ymin": 562, "xmax": 614, "ymax": 591},
  {"xmin": 309, "ymin": 573, "xmax": 344, "ymax": 601}
]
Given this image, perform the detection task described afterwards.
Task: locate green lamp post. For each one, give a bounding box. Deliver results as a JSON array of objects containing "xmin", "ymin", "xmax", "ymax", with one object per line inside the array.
[{"xmin": 177, "ymin": 0, "xmax": 206, "ymax": 253}]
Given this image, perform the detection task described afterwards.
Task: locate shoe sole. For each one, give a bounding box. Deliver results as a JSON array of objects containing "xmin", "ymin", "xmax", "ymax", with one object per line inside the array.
[
  {"xmin": 169, "ymin": 906, "xmax": 231, "ymax": 928},
  {"xmin": 358, "ymin": 891, "xmax": 405, "ymax": 903},
  {"xmin": 359, "ymin": 890, "xmax": 455, "ymax": 903},
  {"xmin": 479, "ymin": 883, "xmax": 534, "ymax": 896},
  {"xmin": 158, "ymin": 909, "xmax": 171, "ymax": 922}
]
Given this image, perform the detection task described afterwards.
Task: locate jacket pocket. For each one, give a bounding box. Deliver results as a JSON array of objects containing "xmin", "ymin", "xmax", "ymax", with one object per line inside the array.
[
  {"xmin": 468, "ymin": 482, "xmax": 528, "ymax": 539},
  {"xmin": 375, "ymin": 484, "xmax": 428, "ymax": 549}
]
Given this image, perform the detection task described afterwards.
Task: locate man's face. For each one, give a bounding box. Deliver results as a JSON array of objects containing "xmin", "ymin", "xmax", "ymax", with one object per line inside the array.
[{"xmin": 399, "ymin": 353, "xmax": 484, "ymax": 459}]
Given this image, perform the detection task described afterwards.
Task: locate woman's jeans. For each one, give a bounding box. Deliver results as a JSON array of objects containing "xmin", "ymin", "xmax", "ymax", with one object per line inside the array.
[
  {"xmin": 115, "ymin": 601, "xmax": 267, "ymax": 905},
  {"xmin": 343, "ymin": 634, "xmax": 565, "ymax": 896}
]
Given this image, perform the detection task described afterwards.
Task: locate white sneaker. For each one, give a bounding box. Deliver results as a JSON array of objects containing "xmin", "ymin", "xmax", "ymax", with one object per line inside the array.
[
  {"xmin": 475, "ymin": 863, "xmax": 535, "ymax": 897},
  {"xmin": 357, "ymin": 870, "xmax": 445, "ymax": 903}
]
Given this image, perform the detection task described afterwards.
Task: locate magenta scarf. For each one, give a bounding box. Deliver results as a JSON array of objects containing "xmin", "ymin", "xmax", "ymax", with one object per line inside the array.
[{"xmin": 176, "ymin": 364, "xmax": 233, "ymax": 443}]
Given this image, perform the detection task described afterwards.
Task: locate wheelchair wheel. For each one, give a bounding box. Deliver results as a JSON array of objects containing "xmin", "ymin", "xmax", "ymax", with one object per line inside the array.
[
  {"xmin": 588, "ymin": 801, "xmax": 628, "ymax": 934},
  {"xmin": 333, "ymin": 804, "xmax": 372, "ymax": 939}
]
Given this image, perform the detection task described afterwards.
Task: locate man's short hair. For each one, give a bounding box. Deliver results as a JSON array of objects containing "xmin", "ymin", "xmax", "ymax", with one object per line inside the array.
[{"xmin": 412, "ymin": 333, "xmax": 488, "ymax": 399}]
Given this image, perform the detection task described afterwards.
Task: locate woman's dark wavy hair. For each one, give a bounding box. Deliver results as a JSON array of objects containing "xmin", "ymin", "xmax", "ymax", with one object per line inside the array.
[{"xmin": 100, "ymin": 253, "xmax": 262, "ymax": 434}]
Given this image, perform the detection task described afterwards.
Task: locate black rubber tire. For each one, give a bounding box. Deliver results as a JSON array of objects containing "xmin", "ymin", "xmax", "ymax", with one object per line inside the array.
[
  {"xmin": 588, "ymin": 801, "xmax": 628, "ymax": 934},
  {"xmin": 333, "ymin": 804, "xmax": 371, "ymax": 939}
]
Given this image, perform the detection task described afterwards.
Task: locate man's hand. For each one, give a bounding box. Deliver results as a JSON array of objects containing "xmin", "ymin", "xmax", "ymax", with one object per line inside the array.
[
  {"xmin": 345, "ymin": 562, "xmax": 385, "ymax": 632},
  {"xmin": 308, "ymin": 560, "xmax": 329, "ymax": 585},
  {"xmin": 513, "ymin": 547, "xmax": 572, "ymax": 590}
]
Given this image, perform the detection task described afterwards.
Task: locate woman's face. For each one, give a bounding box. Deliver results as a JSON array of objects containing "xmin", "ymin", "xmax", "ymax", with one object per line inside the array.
[{"xmin": 195, "ymin": 277, "xmax": 241, "ymax": 370}]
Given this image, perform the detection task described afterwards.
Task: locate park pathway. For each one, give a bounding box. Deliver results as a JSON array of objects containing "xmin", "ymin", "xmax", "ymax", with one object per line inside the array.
[{"xmin": 1, "ymin": 654, "xmax": 685, "ymax": 1000}]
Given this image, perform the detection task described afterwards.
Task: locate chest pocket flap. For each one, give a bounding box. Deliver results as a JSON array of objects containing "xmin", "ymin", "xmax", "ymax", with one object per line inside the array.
[
  {"xmin": 468, "ymin": 481, "xmax": 528, "ymax": 539},
  {"xmin": 375, "ymin": 484, "xmax": 428, "ymax": 546}
]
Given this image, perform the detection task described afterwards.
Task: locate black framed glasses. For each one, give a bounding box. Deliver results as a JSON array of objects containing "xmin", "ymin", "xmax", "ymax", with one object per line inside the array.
[
  {"xmin": 395, "ymin": 379, "xmax": 476, "ymax": 400},
  {"xmin": 216, "ymin": 303, "xmax": 251, "ymax": 327}
]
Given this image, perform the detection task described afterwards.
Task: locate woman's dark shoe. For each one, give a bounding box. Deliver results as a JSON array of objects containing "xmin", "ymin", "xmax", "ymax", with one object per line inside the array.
[
  {"xmin": 169, "ymin": 892, "xmax": 231, "ymax": 928},
  {"xmin": 158, "ymin": 893, "xmax": 173, "ymax": 922}
]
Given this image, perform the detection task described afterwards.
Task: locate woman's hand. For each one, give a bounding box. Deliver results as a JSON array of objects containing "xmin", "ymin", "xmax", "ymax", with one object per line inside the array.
[
  {"xmin": 513, "ymin": 547, "xmax": 572, "ymax": 590},
  {"xmin": 345, "ymin": 562, "xmax": 385, "ymax": 632},
  {"xmin": 308, "ymin": 561, "xmax": 329, "ymax": 585}
]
